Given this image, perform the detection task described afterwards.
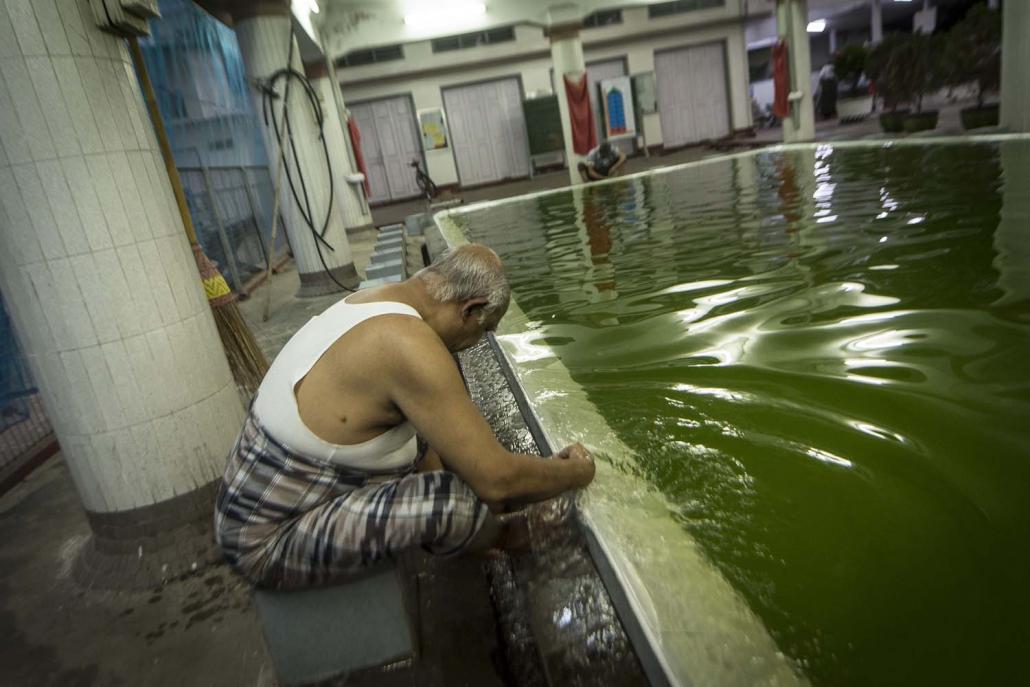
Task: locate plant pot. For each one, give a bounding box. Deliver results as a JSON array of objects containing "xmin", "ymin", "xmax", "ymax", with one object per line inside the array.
[
  {"xmin": 960, "ymin": 104, "xmax": 999, "ymax": 130},
  {"xmin": 902, "ymin": 110, "xmax": 939, "ymax": 133},
  {"xmin": 879, "ymin": 110, "xmax": 910, "ymax": 133},
  {"xmin": 838, "ymin": 94, "xmax": 874, "ymax": 123}
]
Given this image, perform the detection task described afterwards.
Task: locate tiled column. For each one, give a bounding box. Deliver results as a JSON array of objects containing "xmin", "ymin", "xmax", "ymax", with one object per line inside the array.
[
  {"xmin": 0, "ymin": 3, "xmax": 244, "ymax": 525},
  {"xmin": 303, "ymin": 59, "xmax": 373, "ymax": 232},
  {"xmin": 1000, "ymin": 0, "xmax": 1030, "ymax": 132},
  {"xmin": 776, "ymin": 0, "xmax": 815, "ymax": 142},
  {"xmin": 548, "ymin": 23, "xmax": 587, "ymax": 186},
  {"xmin": 233, "ymin": 5, "xmax": 359, "ymax": 296}
]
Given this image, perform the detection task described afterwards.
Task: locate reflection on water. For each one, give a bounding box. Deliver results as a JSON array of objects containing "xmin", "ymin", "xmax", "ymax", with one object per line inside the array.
[{"xmin": 450, "ymin": 141, "xmax": 1030, "ymax": 686}]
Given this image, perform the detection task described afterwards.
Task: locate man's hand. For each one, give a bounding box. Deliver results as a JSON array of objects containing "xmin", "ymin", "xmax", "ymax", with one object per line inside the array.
[{"xmin": 554, "ymin": 443, "xmax": 595, "ymax": 488}]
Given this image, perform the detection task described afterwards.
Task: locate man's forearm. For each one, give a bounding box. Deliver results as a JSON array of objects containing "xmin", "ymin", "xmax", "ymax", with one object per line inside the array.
[{"xmin": 494, "ymin": 451, "xmax": 589, "ymax": 504}]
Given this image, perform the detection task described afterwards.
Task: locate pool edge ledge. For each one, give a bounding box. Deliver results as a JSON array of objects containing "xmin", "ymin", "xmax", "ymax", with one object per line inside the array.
[{"xmin": 433, "ymin": 213, "xmax": 808, "ymax": 687}]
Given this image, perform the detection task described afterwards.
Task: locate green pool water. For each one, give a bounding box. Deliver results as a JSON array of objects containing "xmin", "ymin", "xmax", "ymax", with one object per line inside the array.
[{"xmin": 446, "ymin": 140, "xmax": 1030, "ymax": 686}]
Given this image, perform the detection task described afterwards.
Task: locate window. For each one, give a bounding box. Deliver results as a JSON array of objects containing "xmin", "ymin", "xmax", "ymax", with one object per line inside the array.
[
  {"xmin": 583, "ymin": 9, "xmax": 622, "ymax": 28},
  {"xmin": 207, "ymin": 137, "xmax": 234, "ymax": 151},
  {"xmin": 337, "ymin": 44, "xmax": 404, "ymax": 68},
  {"xmin": 648, "ymin": 0, "xmax": 724, "ymax": 19},
  {"xmin": 431, "ymin": 26, "xmax": 515, "ymax": 53},
  {"xmin": 748, "ymin": 47, "xmax": 772, "ymax": 83}
]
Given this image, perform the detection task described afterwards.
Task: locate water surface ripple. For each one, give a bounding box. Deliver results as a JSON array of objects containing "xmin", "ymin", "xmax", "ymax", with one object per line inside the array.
[{"xmin": 453, "ymin": 142, "xmax": 1030, "ymax": 686}]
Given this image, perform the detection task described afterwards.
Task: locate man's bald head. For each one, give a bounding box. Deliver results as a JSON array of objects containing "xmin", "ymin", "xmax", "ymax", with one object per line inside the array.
[{"xmin": 415, "ymin": 244, "xmax": 511, "ymax": 325}]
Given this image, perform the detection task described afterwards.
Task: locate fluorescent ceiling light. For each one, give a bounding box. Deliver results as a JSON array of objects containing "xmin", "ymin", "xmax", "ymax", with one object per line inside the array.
[
  {"xmin": 807, "ymin": 19, "xmax": 826, "ymax": 33},
  {"xmin": 404, "ymin": 2, "xmax": 486, "ymax": 29}
]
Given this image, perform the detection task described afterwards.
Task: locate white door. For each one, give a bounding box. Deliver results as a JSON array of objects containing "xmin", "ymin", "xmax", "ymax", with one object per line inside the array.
[
  {"xmin": 654, "ymin": 42, "xmax": 730, "ymax": 148},
  {"xmin": 443, "ymin": 78, "xmax": 530, "ymax": 187},
  {"xmin": 586, "ymin": 58, "xmax": 635, "ymax": 155},
  {"xmin": 349, "ymin": 96, "xmax": 421, "ymax": 204}
]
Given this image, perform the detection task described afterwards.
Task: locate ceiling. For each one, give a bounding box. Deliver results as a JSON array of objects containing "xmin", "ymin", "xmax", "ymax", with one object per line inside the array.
[
  {"xmin": 303, "ymin": 0, "xmax": 970, "ymax": 62},
  {"xmin": 309, "ymin": 0, "xmax": 771, "ymax": 59}
]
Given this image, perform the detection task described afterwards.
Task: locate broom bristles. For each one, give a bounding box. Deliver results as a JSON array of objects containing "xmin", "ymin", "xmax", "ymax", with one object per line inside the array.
[
  {"xmin": 191, "ymin": 244, "xmax": 268, "ymax": 394},
  {"xmin": 212, "ymin": 300, "xmax": 268, "ymax": 395}
]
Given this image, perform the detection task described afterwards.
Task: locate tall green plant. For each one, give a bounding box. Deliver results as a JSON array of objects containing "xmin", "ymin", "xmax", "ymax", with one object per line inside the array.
[
  {"xmin": 833, "ymin": 44, "xmax": 868, "ymax": 96},
  {"xmin": 867, "ymin": 32, "xmax": 944, "ymax": 113},
  {"xmin": 945, "ymin": 3, "xmax": 1001, "ymax": 108},
  {"xmin": 866, "ymin": 33, "xmax": 910, "ymax": 112}
]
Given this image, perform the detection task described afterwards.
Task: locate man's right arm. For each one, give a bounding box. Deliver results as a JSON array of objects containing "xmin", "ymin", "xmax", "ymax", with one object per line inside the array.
[{"xmin": 384, "ymin": 320, "xmax": 594, "ymax": 504}]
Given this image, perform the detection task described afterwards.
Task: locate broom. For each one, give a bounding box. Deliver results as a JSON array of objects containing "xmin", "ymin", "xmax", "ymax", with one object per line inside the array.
[{"xmin": 129, "ymin": 36, "xmax": 268, "ymax": 395}]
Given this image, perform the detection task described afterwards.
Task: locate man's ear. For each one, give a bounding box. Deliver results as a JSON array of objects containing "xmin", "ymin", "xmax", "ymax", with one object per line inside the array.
[{"xmin": 461, "ymin": 297, "xmax": 489, "ymax": 321}]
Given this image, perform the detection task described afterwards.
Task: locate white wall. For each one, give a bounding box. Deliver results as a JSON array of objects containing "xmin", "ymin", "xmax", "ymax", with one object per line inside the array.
[
  {"xmin": 337, "ymin": 7, "xmax": 754, "ymax": 187},
  {"xmin": 750, "ymin": 72, "xmax": 821, "ymax": 112}
]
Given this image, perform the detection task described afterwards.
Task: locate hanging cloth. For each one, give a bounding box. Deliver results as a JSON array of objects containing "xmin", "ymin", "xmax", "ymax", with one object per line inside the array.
[
  {"xmin": 346, "ymin": 117, "xmax": 371, "ymax": 195},
  {"xmin": 772, "ymin": 39, "xmax": 791, "ymax": 120},
  {"xmin": 563, "ymin": 73, "xmax": 598, "ymax": 155}
]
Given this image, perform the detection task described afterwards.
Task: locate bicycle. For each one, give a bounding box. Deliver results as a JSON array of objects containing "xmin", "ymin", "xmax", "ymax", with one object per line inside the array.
[{"xmin": 411, "ymin": 158, "xmax": 438, "ymax": 206}]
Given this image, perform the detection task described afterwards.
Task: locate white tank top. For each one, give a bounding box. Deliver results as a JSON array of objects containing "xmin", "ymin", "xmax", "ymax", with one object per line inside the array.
[{"xmin": 252, "ymin": 296, "xmax": 422, "ymax": 471}]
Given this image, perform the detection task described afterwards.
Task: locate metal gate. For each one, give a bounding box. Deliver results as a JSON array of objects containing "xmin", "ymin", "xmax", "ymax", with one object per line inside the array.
[
  {"xmin": 0, "ymin": 293, "xmax": 54, "ymax": 490},
  {"xmin": 178, "ymin": 165, "xmax": 291, "ymax": 295}
]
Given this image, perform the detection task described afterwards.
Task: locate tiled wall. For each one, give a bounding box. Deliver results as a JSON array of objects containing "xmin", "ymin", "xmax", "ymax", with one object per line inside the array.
[{"xmin": 0, "ymin": 0, "xmax": 244, "ymax": 512}]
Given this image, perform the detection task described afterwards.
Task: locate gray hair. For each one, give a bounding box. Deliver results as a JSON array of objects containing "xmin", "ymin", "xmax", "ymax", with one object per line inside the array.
[{"xmin": 415, "ymin": 245, "xmax": 510, "ymax": 323}]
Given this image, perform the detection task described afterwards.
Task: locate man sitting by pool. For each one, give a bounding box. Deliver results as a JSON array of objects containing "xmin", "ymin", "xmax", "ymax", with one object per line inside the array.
[
  {"xmin": 578, "ymin": 140, "xmax": 627, "ymax": 182},
  {"xmin": 215, "ymin": 244, "xmax": 596, "ymax": 590}
]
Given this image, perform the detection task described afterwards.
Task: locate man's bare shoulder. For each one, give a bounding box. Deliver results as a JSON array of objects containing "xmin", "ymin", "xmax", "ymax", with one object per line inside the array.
[
  {"xmin": 353, "ymin": 315, "xmax": 460, "ymax": 394},
  {"xmin": 350, "ymin": 313, "xmax": 448, "ymax": 362}
]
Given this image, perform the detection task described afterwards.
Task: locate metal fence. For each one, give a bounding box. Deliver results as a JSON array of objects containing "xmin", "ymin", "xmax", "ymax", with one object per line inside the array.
[
  {"xmin": 179, "ymin": 165, "xmax": 290, "ymax": 295},
  {"xmin": 0, "ymin": 294, "xmax": 53, "ymax": 481}
]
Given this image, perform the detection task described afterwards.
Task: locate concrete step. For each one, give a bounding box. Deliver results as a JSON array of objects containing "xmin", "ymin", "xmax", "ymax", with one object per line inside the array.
[
  {"xmin": 370, "ymin": 249, "xmax": 404, "ymax": 265},
  {"xmin": 365, "ymin": 260, "xmax": 404, "ymax": 281},
  {"xmin": 358, "ymin": 274, "xmax": 404, "ymax": 289},
  {"xmin": 376, "ymin": 237, "xmax": 405, "ymax": 251},
  {"xmin": 403, "ymin": 214, "xmax": 427, "ymax": 236}
]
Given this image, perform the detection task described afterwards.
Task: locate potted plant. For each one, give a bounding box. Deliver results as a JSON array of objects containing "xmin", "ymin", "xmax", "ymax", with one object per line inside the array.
[
  {"xmin": 866, "ymin": 33, "xmax": 910, "ymax": 133},
  {"xmin": 833, "ymin": 44, "xmax": 872, "ymax": 122},
  {"xmin": 946, "ymin": 4, "xmax": 1001, "ymax": 130},
  {"xmin": 898, "ymin": 32, "xmax": 943, "ymax": 133}
]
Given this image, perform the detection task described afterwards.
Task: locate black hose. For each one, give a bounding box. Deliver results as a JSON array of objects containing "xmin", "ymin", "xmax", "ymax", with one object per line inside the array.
[{"xmin": 259, "ymin": 54, "xmax": 353, "ymax": 292}]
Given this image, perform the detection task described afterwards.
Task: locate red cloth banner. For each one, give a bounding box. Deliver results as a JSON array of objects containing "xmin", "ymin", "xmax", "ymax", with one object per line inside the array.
[
  {"xmin": 772, "ymin": 39, "xmax": 791, "ymax": 120},
  {"xmin": 346, "ymin": 116, "xmax": 371, "ymax": 195},
  {"xmin": 563, "ymin": 73, "xmax": 598, "ymax": 155}
]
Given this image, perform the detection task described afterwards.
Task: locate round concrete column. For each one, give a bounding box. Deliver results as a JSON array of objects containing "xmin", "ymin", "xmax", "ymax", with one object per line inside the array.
[
  {"xmin": 0, "ymin": 3, "xmax": 244, "ymax": 542},
  {"xmin": 549, "ymin": 24, "xmax": 588, "ymax": 186},
  {"xmin": 233, "ymin": 8, "xmax": 358, "ymax": 296},
  {"xmin": 1000, "ymin": 0, "xmax": 1030, "ymax": 132},
  {"xmin": 776, "ymin": 0, "xmax": 815, "ymax": 143},
  {"xmin": 303, "ymin": 60, "xmax": 373, "ymax": 233}
]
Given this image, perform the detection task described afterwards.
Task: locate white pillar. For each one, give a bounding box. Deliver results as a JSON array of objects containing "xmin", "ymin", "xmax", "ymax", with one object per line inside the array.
[
  {"xmin": 993, "ymin": 145, "xmax": 1030, "ymax": 306},
  {"xmin": 233, "ymin": 9, "xmax": 358, "ymax": 296},
  {"xmin": 829, "ymin": 28, "xmax": 838, "ymax": 54},
  {"xmin": 0, "ymin": 3, "xmax": 244, "ymax": 522},
  {"xmin": 871, "ymin": 0, "xmax": 883, "ymax": 44},
  {"xmin": 1000, "ymin": 0, "xmax": 1030, "ymax": 132},
  {"xmin": 777, "ymin": 0, "xmax": 815, "ymax": 142},
  {"xmin": 304, "ymin": 60, "xmax": 373, "ymax": 232},
  {"xmin": 549, "ymin": 25, "xmax": 588, "ymax": 186}
]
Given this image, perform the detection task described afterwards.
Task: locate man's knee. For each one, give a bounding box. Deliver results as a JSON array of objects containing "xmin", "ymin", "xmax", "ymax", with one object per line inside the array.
[{"xmin": 409, "ymin": 471, "xmax": 489, "ymax": 556}]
